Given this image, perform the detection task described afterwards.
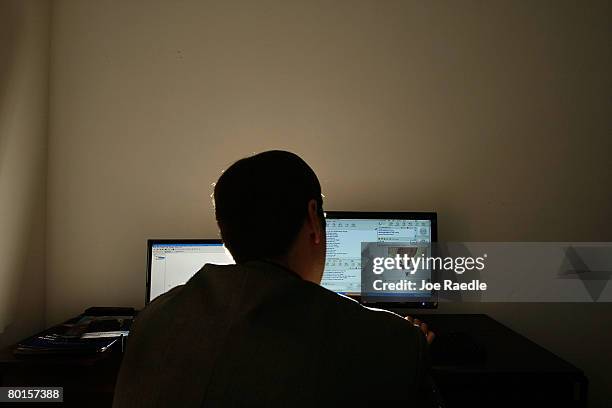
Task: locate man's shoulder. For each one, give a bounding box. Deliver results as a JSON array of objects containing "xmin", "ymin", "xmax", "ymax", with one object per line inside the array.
[
  {"xmin": 134, "ymin": 284, "xmax": 184, "ymax": 328},
  {"xmin": 205, "ymin": 262, "xmax": 411, "ymax": 329},
  {"xmin": 297, "ymin": 280, "xmax": 416, "ymax": 335}
]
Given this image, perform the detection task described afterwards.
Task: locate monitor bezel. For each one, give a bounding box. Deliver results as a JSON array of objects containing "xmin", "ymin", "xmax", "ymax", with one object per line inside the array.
[
  {"xmin": 146, "ymin": 239, "xmax": 224, "ymax": 304},
  {"xmin": 323, "ymin": 211, "xmax": 439, "ymax": 309}
]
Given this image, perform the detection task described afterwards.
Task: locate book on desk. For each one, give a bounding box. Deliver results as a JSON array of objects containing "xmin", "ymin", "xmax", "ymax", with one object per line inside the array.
[{"xmin": 14, "ymin": 307, "xmax": 135, "ymax": 356}]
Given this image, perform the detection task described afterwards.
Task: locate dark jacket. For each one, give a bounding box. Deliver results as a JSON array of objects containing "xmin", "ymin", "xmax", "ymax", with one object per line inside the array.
[{"xmin": 113, "ymin": 260, "xmax": 429, "ymax": 407}]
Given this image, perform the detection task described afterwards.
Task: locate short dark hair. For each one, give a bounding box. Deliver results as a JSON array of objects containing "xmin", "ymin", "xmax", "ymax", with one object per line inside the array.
[{"xmin": 214, "ymin": 150, "xmax": 324, "ymax": 263}]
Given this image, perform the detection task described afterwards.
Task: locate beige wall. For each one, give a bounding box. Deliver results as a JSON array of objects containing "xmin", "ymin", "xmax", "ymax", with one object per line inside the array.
[
  {"xmin": 48, "ymin": 0, "xmax": 611, "ymax": 405},
  {"xmin": 0, "ymin": 0, "xmax": 49, "ymax": 347}
]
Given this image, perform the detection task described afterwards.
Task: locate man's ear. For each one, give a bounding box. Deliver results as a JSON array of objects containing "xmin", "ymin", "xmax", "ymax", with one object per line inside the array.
[{"xmin": 307, "ymin": 199, "xmax": 322, "ymax": 245}]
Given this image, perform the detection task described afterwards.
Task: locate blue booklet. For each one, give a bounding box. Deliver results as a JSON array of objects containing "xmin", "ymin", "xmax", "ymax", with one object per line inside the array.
[{"xmin": 14, "ymin": 314, "xmax": 133, "ymax": 355}]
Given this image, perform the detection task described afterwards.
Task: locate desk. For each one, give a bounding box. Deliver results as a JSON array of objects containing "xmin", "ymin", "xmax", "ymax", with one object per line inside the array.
[
  {"xmin": 0, "ymin": 314, "xmax": 587, "ymax": 407},
  {"xmin": 413, "ymin": 314, "xmax": 587, "ymax": 408},
  {"xmin": 0, "ymin": 346, "xmax": 122, "ymax": 408}
]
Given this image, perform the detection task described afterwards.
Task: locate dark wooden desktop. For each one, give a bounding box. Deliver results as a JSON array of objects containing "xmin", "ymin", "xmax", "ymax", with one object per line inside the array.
[
  {"xmin": 0, "ymin": 314, "xmax": 587, "ymax": 408},
  {"xmin": 414, "ymin": 314, "xmax": 587, "ymax": 407}
]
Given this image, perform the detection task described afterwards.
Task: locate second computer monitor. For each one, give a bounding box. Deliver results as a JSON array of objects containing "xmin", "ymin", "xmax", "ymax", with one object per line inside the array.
[{"xmin": 321, "ymin": 211, "xmax": 438, "ymax": 308}]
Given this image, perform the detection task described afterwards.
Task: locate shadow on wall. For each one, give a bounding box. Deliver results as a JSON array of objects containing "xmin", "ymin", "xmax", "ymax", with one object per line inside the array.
[
  {"xmin": 0, "ymin": 0, "xmax": 48, "ymax": 344},
  {"xmin": 0, "ymin": 0, "xmax": 24, "ymax": 334}
]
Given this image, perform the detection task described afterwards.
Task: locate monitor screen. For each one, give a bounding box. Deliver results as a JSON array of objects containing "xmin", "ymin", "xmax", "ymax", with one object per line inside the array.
[
  {"xmin": 147, "ymin": 240, "xmax": 234, "ymax": 302},
  {"xmin": 321, "ymin": 212, "xmax": 437, "ymax": 306}
]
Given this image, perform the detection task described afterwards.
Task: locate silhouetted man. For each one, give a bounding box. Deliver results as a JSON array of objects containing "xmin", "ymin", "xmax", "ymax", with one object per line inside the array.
[{"xmin": 114, "ymin": 150, "xmax": 433, "ymax": 407}]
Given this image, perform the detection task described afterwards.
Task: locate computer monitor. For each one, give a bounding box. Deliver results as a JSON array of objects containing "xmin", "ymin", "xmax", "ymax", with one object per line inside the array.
[
  {"xmin": 321, "ymin": 211, "xmax": 438, "ymax": 308},
  {"xmin": 146, "ymin": 239, "xmax": 234, "ymax": 303}
]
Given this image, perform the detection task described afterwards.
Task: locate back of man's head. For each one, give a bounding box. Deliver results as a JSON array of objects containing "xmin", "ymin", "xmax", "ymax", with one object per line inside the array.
[{"xmin": 214, "ymin": 150, "xmax": 324, "ymax": 263}]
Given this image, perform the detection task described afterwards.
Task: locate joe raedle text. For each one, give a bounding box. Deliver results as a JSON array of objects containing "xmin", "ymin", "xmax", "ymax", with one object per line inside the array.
[{"xmin": 371, "ymin": 279, "xmax": 487, "ymax": 292}]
